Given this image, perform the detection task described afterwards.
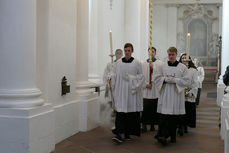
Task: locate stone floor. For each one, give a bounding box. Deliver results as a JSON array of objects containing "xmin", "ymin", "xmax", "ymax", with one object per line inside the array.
[{"xmin": 52, "ymin": 83, "xmax": 224, "ymax": 153}]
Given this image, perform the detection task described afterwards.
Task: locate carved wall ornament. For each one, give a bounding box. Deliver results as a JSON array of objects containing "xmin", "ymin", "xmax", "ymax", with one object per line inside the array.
[
  {"xmin": 177, "ymin": 4, "xmax": 219, "ymax": 66},
  {"xmin": 178, "ymin": 4, "xmax": 217, "ymax": 20}
]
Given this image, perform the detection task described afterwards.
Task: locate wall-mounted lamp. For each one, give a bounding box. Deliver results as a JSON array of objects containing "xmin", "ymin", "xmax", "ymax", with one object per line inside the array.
[{"xmin": 61, "ymin": 76, "xmax": 70, "ymax": 96}]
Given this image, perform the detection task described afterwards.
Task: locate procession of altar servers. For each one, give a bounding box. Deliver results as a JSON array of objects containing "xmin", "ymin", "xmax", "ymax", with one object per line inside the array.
[{"xmin": 103, "ymin": 44, "xmax": 204, "ymax": 145}]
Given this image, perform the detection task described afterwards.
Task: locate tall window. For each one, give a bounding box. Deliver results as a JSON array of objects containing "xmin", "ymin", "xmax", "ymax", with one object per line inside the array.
[{"xmin": 188, "ymin": 19, "xmax": 207, "ymax": 57}]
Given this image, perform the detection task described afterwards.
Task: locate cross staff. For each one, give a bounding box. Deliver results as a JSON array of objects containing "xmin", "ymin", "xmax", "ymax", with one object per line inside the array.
[{"xmin": 149, "ymin": 49, "xmax": 153, "ymax": 84}]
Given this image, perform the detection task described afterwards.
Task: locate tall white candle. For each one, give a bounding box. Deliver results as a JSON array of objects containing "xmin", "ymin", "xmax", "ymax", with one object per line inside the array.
[
  {"xmin": 109, "ymin": 30, "xmax": 113, "ymax": 55},
  {"xmin": 186, "ymin": 33, "xmax": 191, "ymax": 59}
]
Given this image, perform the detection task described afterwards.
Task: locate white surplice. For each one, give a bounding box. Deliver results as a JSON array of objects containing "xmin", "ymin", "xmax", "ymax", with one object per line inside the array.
[
  {"xmin": 103, "ymin": 62, "xmax": 113, "ymax": 100},
  {"xmin": 197, "ymin": 67, "xmax": 205, "ymax": 88},
  {"xmin": 185, "ymin": 67, "xmax": 198, "ymax": 103},
  {"xmin": 112, "ymin": 58, "xmax": 145, "ymax": 113},
  {"xmin": 142, "ymin": 60, "xmax": 164, "ymax": 99},
  {"xmin": 153, "ymin": 62, "xmax": 191, "ymax": 115},
  {"xmin": 103, "ymin": 62, "xmax": 113, "ymax": 83}
]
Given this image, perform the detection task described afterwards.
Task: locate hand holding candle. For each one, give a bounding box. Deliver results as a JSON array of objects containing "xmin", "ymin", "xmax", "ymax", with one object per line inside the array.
[{"xmin": 186, "ymin": 33, "xmax": 191, "ymax": 60}]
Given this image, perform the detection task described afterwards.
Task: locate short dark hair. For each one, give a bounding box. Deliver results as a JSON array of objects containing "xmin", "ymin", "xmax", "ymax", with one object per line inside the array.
[
  {"xmin": 115, "ymin": 49, "xmax": 123, "ymax": 53},
  {"xmin": 124, "ymin": 43, "xmax": 134, "ymax": 51},
  {"xmin": 148, "ymin": 46, "xmax": 156, "ymax": 52}
]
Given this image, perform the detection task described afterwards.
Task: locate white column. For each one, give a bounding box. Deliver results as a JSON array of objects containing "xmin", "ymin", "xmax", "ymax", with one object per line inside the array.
[
  {"xmin": 88, "ymin": 0, "xmax": 101, "ymax": 84},
  {"xmin": 140, "ymin": 0, "xmax": 149, "ymax": 61},
  {"xmin": 221, "ymin": 0, "xmax": 229, "ymax": 75},
  {"xmin": 167, "ymin": 5, "xmax": 177, "ymax": 48},
  {"xmin": 217, "ymin": 2, "xmax": 227, "ymax": 106},
  {"xmin": 76, "ymin": 0, "xmax": 99, "ymax": 131},
  {"xmin": 0, "ymin": 1, "xmax": 54, "ymax": 153},
  {"xmin": 76, "ymin": 0, "xmax": 89, "ymax": 85},
  {"xmin": 76, "ymin": 0, "xmax": 95, "ymax": 91},
  {"xmin": 0, "ymin": 0, "xmax": 43, "ymax": 108},
  {"xmin": 124, "ymin": 0, "xmax": 141, "ymax": 59},
  {"xmin": 220, "ymin": 0, "xmax": 229, "ymax": 142},
  {"xmin": 124, "ymin": 0, "xmax": 149, "ymax": 61}
]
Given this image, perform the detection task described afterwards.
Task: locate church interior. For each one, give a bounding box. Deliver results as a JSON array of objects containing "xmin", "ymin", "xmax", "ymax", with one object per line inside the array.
[{"xmin": 1, "ymin": 0, "xmax": 229, "ymax": 153}]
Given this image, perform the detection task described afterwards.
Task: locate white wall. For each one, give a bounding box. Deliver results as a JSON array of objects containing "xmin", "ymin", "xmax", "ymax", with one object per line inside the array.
[
  {"xmin": 167, "ymin": 6, "xmax": 177, "ymax": 50},
  {"xmin": 37, "ymin": 0, "xmax": 49, "ymax": 100},
  {"xmin": 97, "ymin": 0, "xmax": 149, "ymax": 77},
  {"xmin": 37, "ymin": 0, "xmax": 80, "ymax": 144},
  {"xmin": 97, "ymin": 0, "xmax": 125, "ymax": 79},
  {"xmin": 47, "ymin": 0, "xmax": 77, "ymax": 105},
  {"xmin": 222, "ymin": 0, "xmax": 229, "ymax": 74},
  {"xmin": 124, "ymin": 0, "xmax": 141, "ymax": 59},
  {"xmin": 37, "ymin": 0, "xmax": 77, "ymax": 105},
  {"xmin": 151, "ymin": 5, "xmax": 172, "ymax": 61},
  {"xmin": 140, "ymin": 0, "xmax": 150, "ymax": 62}
]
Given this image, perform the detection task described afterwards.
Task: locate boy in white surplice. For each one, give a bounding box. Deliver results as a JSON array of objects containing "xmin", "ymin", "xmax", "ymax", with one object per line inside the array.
[
  {"xmin": 103, "ymin": 49, "xmax": 123, "ymax": 104},
  {"xmin": 102, "ymin": 49, "xmax": 123, "ymax": 128},
  {"xmin": 141, "ymin": 47, "xmax": 163, "ymax": 132},
  {"xmin": 153, "ymin": 47, "xmax": 190, "ymax": 144},
  {"xmin": 111, "ymin": 43, "xmax": 145, "ymax": 144}
]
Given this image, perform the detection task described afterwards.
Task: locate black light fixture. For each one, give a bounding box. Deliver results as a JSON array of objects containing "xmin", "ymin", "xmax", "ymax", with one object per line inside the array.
[{"xmin": 61, "ymin": 76, "xmax": 70, "ymax": 96}]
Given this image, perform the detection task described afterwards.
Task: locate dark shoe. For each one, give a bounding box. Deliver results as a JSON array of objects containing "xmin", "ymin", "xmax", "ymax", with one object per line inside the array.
[
  {"xmin": 184, "ymin": 126, "xmax": 188, "ymax": 133},
  {"xmin": 112, "ymin": 129, "xmax": 117, "ymax": 135},
  {"xmin": 124, "ymin": 135, "xmax": 132, "ymax": 141},
  {"xmin": 177, "ymin": 128, "xmax": 184, "ymax": 136},
  {"xmin": 141, "ymin": 125, "xmax": 147, "ymax": 132},
  {"xmin": 170, "ymin": 138, "xmax": 176, "ymax": 143},
  {"xmin": 150, "ymin": 125, "xmax": 155, "ymax": 131},
  {"xmin": 154, "ymin": 134, "xmax": 159, "ymax": 139},
  {"xmin": 157, "ymin": 137, "xmax": 168, "ymax": 146},
  {"xmin": 112, "ymin": 135, "xmax": 123, "ymax": 144}
]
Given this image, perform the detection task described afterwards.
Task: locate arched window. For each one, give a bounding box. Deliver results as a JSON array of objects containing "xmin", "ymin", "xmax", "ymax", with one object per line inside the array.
[{"xmin": 188, "ymin": 19, "xmax": 207, "ymax": 57}]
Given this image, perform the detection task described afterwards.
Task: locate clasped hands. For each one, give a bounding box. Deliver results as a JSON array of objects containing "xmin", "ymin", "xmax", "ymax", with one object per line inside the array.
[
  {"xmin": 164, "ymin": 76, "xmax": 177, "ymax": 84},
  {"xmin": 123, "ymin": 73, "xmax": 130, "ymax": 81}
]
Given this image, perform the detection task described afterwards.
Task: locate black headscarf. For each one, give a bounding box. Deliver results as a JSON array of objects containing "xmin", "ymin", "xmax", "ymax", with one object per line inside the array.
[{"xmin": 179, "ymin": 53, "xmax": 197, "ymax": 69}]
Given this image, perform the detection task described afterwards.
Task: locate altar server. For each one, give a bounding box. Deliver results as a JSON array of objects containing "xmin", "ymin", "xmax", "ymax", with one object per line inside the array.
[
  {"xmin": 141, "ymin": 47, "xmax": 163, "ymax": 132},
  {"xmin": 111, "ymin": 43, "xmax": 145, "ymax": 144},
  {"xmin": 154, "ymin": 47, "xmax": 190, "ymax": 144},
  {"xmin": 193, "ymin": 58, "xmax": 205, "ymax": 106}
]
